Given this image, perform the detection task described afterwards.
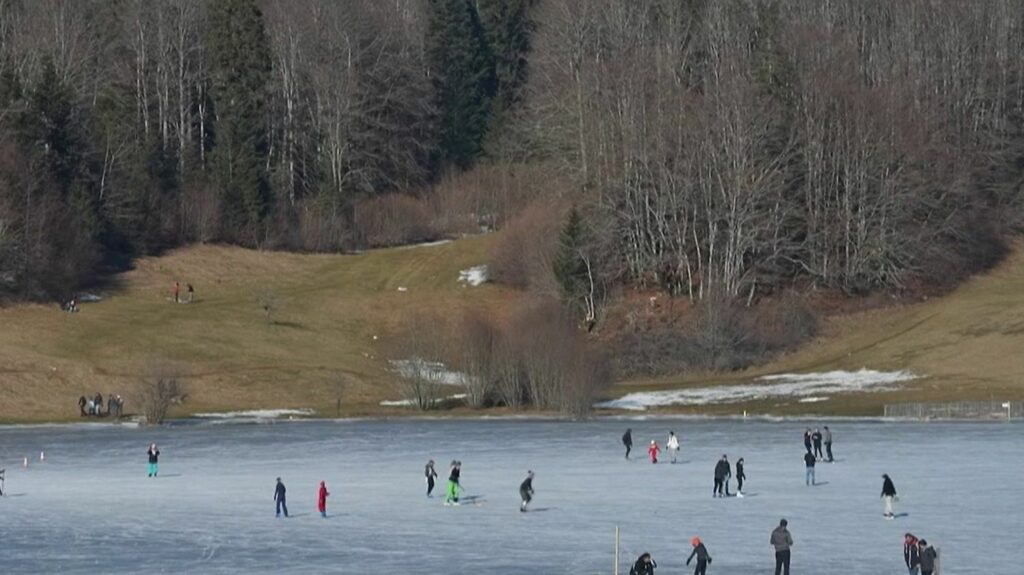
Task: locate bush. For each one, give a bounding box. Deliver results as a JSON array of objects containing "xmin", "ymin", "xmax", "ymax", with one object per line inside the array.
[
  {"xmin": 135, "ymin": 359, "xmax": 188, "ymax": 425},
  {"xmin": 353, "ymin": 194, "xmax": 438, "ymax": 248},
  {"xmin": 488, "ymin": 199, "xmax": 564, "ymax": 294}
]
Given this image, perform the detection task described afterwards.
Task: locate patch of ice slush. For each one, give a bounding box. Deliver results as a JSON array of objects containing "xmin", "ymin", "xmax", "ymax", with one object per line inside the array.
[
  {"xmin": 380, "ymin": 393, "xmax": 467, "ymax": 407},
  {"xmin": 192, "ymin": 409, "xmax": 314, "ymax": 419},
  {"xmin": 596, "ymin": 369, "xmax": 918, "ymax": 411},
  {"xmin": 458, "ymin": 265, "xmax": 488, "ymax": 286}
]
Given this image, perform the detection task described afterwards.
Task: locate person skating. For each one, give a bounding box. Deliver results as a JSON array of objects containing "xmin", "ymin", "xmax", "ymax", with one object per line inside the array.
[
  {"xmin": 666, "ymin": 431, "xmax": 680, "ymax": 464},
  {"xmin": 918, "ymin": 539, "xmax": 937, "ymax": 575},
  {"xmin": 823, "ymin": 426, "xmax": 834, "ymax": 462},
  {"xmin": 686, "ymin": 536, "xmax": 712, "ymax": 575},
  {"xmin": 904, "ymin": 533, "xmax": 921, "ymax": 574},
  {"xmin": 881, "ymin": 473, "xmax": 898, "ymax": 518},
  {"xmin": 804, "ymin": 451, "xmax": 816, "ymax": 486},
  {"xmin": 803, "ymin": 428, "xmax": 812, "ymax": 454},
  {"xmin": 770, "ymin": 518, "xmax": 793, "ymax": 575},
  {"xmin": 736, "ymin": 458, "xmax": 746, "ymax": 497},
  {"xmin": 647, "ymin": 440, "xmax": 660, "ymax": 464},
  {"xmin": 274, "ymin": 477, "xmax": 289, "ymax": 518},
  {"xmin": 147, "ymin": 443, "xmax": 160, "ymax": 477},
  {"xmin": 519, "ymin": 470, "xmax": 535, "ymax": 512},
  {"xmin": 623, "ymin": 428, "xmax": 633, "ymax": 460},
  {"xmin": 425, "ymin": 460, "xmax": 438, "ymax": 497},
  {"xmin": 317, "ymin": 481, "xmax": 330, "ymax": 518},
  {"xmin": 444, "ymin": 460, "xmax": 461, "ymax": 506},
  {"xmin": 811, "ymin": 428, "xmax": 823, "ymax": 460},
  {"xmin": 713, "ymin": 455, "xmax": 729, "ymax": 497},
  {"xmin": 629, "ymin": 552, "xmax": 656, "ymax": 575}
]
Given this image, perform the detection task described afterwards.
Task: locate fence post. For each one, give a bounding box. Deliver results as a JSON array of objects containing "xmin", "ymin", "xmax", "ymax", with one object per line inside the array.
[{"xmin": 614, "ymin": 526, "xmax": 620, "ymax": 575}]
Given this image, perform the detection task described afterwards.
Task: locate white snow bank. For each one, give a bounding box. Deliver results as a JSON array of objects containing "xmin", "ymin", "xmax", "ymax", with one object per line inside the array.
[
  {"xmin": 396, "ymin": 239, "xmax": 453, "ymax": 250},
  {"xmin": 390, "ymin": 358, "xmax": 473, "ymax": 386},
  {"xmin": 458, "ymin": 265, "xmax": 488, "ymax": 286},
  {"xmin": 379, "ymin": 393, "xmax": 467, "ymax": 407},
  {"xmin": 192, "ymin": 409, "xmax": 314, "ymax": 419},
  {"xmin": 596, "ymin": 369, "xmax": 918, "ymax": 411},
  {"xmin": 798, "ymin": 396, "xmax": 830, "ymax": 403}
]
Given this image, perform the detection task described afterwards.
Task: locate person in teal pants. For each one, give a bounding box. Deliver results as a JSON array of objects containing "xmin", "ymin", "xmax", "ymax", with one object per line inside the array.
[{"xmin": 147, "ymin": 443, "xmax": 160, "ymax": 477}]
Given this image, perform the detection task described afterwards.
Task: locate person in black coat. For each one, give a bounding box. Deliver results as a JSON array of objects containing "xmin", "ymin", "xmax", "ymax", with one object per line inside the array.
[
  {"xmin": 686, "ymin": 537, "xmax": 712, "ymax": 575},
  {"xmin": 881, "ymin": 474, "xmax": 898, "ymax": 518},
  {"xmin": 630, "ymin": 552, "xmax": 656, "ymax": 575},
  {"xmin": 713, "ymin": 455, "xmax": 730, "ymax": 497},
  {"xmin": 274, "ymin": 477, "xmax": 288, "ymax": 517},
  {"xmin": 519, "ymin": 470, "xmax": 535, "ymax": 512},
  {"xmin": 622, "ymin": 428, "xmax": 633, "ymax": 460},
  {"xmin": 736, "ymin": 457, "xmax": 746, "ymax": 496},
  {"xmin": 803, "ymin": 428, "xmax": 812, "ymax": 454},
  {"xmin": 811, "ymin": 428, "xmax": 823, "ymax": 460}
]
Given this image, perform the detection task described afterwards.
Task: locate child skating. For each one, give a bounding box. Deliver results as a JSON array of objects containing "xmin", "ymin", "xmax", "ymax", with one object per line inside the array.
[
  {"xmin": 647, "ymin": 440, "xmax": 660, "ymax": 464},
  {"xmin": 317, "ymin": 481, "xmax": 330, "ymax": 518},
  {"xmin": 519, "ymin": 470, "xmax": 534, "ymax": 512},
  {"xmin": 147, "ymin": 444, "xmax": 160, "ymax": 477},
  {"xmin": 686, "ymin": 537, "xmax": 712, "ymax": 575}
]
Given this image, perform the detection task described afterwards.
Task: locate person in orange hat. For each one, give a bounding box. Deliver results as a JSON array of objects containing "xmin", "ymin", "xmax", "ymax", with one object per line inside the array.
[{"xmin": 686, "ymin": 536, "xmax": 712, "ymax": 575}]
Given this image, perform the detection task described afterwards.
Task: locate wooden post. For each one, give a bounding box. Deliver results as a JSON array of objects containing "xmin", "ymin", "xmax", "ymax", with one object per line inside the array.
[{"xmin": 614, "ymin": 526, "xmax": 620, "ymax": 575}]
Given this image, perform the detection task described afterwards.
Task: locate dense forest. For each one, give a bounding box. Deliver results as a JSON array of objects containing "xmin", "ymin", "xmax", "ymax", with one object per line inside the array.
[{"xmin": 1, "ymin": 0, "xmax": 1023, "ymax": 311}]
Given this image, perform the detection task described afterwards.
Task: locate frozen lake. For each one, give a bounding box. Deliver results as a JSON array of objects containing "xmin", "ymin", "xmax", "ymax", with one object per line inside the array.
[{"xmin": 0, "ymin": 418, "xmax": 1017, "ymax": 574}]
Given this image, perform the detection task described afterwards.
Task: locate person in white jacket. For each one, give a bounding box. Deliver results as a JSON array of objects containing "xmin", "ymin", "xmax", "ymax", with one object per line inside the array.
[{"xmin": 666, "ymin": 431, "xmax": 680, "ymax": 464}]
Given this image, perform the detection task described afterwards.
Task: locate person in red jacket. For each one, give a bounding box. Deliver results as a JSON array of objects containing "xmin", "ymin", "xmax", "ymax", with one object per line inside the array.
[
  {"xmin": 648, "ymin": 440, "xmax": 660, "ymax": 464},
  {"xmin": 317, "ymin": 481, "xmax": 330, "ymax": 518}
]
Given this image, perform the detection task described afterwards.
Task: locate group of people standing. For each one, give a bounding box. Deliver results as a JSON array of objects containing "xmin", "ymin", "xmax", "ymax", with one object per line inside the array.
[
  {"xmin": 904, "ymin": 533, "xmax": 940, "ymax": 575},
  {"xmin": 802, "ymin": 426, "xmax": 834, "ymax": 462},
  {"xmin": 78, "ymin": 393, "xmax": 124, "ymax": 418},
  {"xmin": 171, "ymin": 281, "xmax": 195, "ymax": 304},
  {"xmin": 270, "ymin": 477, "xmax": 330, "ymax": 518}
]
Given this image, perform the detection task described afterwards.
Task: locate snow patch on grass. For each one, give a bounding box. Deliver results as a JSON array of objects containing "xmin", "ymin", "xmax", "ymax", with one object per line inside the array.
[
  {"xmin": 798, "ymin": 396, "xmax": 830, "ymax": 403},
  {"xmin": 597, "ymin": 369, "xmax": 918, "ymax": 411},
  {"xmin": 390, "ymin": 359, "xmax": 472, "ymax": 386},
  {"xmin": 380, "ymin": 394, "xmax": 467, "ymax": 407},
  {"xmin": 192, "ymin": 409, "xmax": 314, "ymax": 419},
  {"xmin": 458, "ymin": 265, "xmax": 488, "ymax": 286}
]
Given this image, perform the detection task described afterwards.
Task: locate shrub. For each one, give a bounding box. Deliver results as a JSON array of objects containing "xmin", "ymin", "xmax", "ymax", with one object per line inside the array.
[
  {"xmin": 353, "ymin": 194, "xmax": 438, "ymax": 248},
  {"xmin": 135, "ymin": 359, "xmax": 188, "ymax": 425}
]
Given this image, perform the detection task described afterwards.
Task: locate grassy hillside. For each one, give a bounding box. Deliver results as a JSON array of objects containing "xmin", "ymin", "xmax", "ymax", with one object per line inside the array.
[
  {"xmin": 2, "ymin": 236, "xmax": 1024, "ymax": 422},
  {"xmin": 0, "ymin": 236, "xmax": 515, "ymax": 422},
  {"xmin": 610, "ymin": 241, "xmax": 1024, "ymax": 415}
]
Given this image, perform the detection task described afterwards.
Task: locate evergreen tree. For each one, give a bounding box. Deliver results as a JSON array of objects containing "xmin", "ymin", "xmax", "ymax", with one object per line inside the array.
[
  {"xmin": 553, "ymin": 207, "xmax": 597, "ymax": 323},
  {"xmin": 426, "ymin": 0, "xmax": 496, "ymax": 169},
  {"xmin": 479, "ymin": 0, "xmax": 534, "ymax": 115},
  {"xmin": 206, "ymin": 0, "xmax": 272, "ymax": 242}
]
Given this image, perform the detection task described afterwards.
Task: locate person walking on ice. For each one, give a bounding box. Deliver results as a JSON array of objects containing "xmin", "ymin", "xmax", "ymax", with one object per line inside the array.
[
  {"xmin": 622, "ymin": 428, "xmax": 633, "ymax": 460},
  {"xmin": 904, "ymin": 533, "xmax": 921, "ymax": 574},
  {"xmin": 918, "ymin": 539, "xmax": 938, "ymax": 575},
  {"xmin": 736, "ymin": 457, "xmax": 746, "ymax": 497},
  {"xmin": 647, "ymin": 440, "xmax": 660, "ymax": 464},
  {"xmin": 630, "ymin": 552, "xmax": 657, "ymax": 575},
  {"xmin": 770, "ymin": 518, "xmax": 793, "ymax": 575},
  {"xmin": 147, "ymin": 443, "xmax": 160, "ymax": 477},
  {"xmin": 666, "ymin": 431, "xmax": 680, "ymax": 464},
  {"xmin": 804, "ymin": 451, "xmax": 816, "ymax": 486},
  {"xmin": 444, "ymin": 461, "xmax": 461, "ymax": 506},
  {"xmin": 881, "ymin": 473, "xmax": 898, "ymax": 519},
  {"xmin": 713, "ymin": 455, "xmax": 729, "ymax": 497},
  {"xmin": 425, "ymin": 460, "xmax": 438, "ymax": 498},
  {"xmin": 519, "ymin": 470, "xmax": 534, "ymax": 512},
  {"xmin": 803, "ymin": 428, "xmax": 812, "ymax": 455},
  {"xmin": 686, "ymin": 536, "xmax": 712, "ymax": 575},
  {"xmin": 812, "ymin": 428, "xmax": 823, "ymax": 460},
  {"xmin": 274, "ymin": 477, "xmax": 288, "ymax": 518},
  {"xmin": 823, "ymin": 426, "xmax": 834, "ymax": 462},
  {"xmin": 317, "ymin": 481, "xmax": 330, "ymax": 518}
]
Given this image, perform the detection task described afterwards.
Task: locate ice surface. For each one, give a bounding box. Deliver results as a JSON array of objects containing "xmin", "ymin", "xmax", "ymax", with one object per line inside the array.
[
  {"xmin": 458, "ymin": 265, "xmax": 488, "ymax": 286},
  {"xmin": 0, "ymin": 418, "xmax": 1016, "ymax": 574},
  {"xmin": 597, "ymin": 370, "xmax": 917, "ymax": 410}
]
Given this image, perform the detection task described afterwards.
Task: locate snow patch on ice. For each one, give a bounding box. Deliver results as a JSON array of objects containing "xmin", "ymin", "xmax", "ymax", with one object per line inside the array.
[
  {"xmin": 596, "ymin": 369, "xmax": 918, "ymax": 411},
  {"xmin": 192, "ymin": 409, "xmax": 314, "ymax": 419},
  {"xmin": 458, "ymin": 265, "xmax": 488, "ymax": 286},
  {"xmin": 798, "ymin": 396, "xmax": 830, "ymax": 403},
  {"xmin": 380, "ymin": 393, "xmax": 467, "ymax": 407},
  {"xmin": 390, "ymin": 358, "xmax": 473, "ymax": 386}
]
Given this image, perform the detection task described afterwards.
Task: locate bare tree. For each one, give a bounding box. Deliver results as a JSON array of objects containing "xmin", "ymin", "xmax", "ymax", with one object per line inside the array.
[{"xmin": 135, "ymin": 359, "xmax": 188, "ymax": 425}]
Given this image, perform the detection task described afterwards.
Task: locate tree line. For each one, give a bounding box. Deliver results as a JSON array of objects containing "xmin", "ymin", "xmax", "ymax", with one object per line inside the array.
[{"xmin": 2, "ymin": 0, "xmax": 1023, "ymax": 312}]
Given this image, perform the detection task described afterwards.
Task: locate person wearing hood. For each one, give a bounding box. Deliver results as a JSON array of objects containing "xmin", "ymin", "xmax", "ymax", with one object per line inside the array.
[
  {"xmin": 629, "ymin": 552, "xmax": 656, "ymax": 575},
  {"xmin": 317, "ymin": 481, "xmax": 330, "ymax": 518},
  {"xmin": 666, "ymin": 431, "xmax": 680, "ymax": 464},
  {"xmin": 622, "ymin": 428, "xmax": 633, "ymax": 460},
  {"xmin": 686, "ymin": 536, "xmax": 712, "ymax": 575},
  {"xmin": 904, "ymin": 533, "xmax": 921, "ymax": 574},
  {"xmin": 881, "ymin": 474, "xmax": 898, "ymax": 518},
  {"xmin": 918, "ymin": 539, "xmax": 937, "ymax": 575}
]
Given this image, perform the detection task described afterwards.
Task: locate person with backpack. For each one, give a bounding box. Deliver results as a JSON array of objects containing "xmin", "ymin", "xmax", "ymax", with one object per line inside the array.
[
  {"xmin": 713, "ymin": 455, "xmax": 730, "ymax": 497},
  {"xmin": 904, "ymin": 533, "xmax": 921, "ymax": 574},
  {"xmin": 735, "ymin": 457, "xmax": 746, "ymax": 497},
  {"xmin": 666, "ymin": 431, "xmax": 680, "ymax": 464},
  {"xmin": 881, "ymin": 474, "xmax": 898, "ymax": 518},
  {"xmin": 648, "ymin": 440, "xmax": 661, "ymax": 464},
  {"xmin": 686, "ymin": 536, "xmax": 712, "ymax": 575},
  {"xmin": 629, "ymin": 552, "xmax": 656, "ymax": 575},
  {"xmin": 770, "ymin": 518, "xmax": 793, "ymax": 575},
  {"xmin": 425, "ymin": 460, "xmax": 438, "ymax": 497},
  {"xmin": 317, "ymin": 481, "xmax": 330, "ymax": 518},
  {"xmin": 918, "ymin": 539, "xmax": 937, "ymax": 575},
  {"xmin": 519, "ymin": 470, "xmax": 535, "ymax": 512},
  {"xmin": 274, "ymin": 477, "xmax": 289, "ymax": 518},
  {"xmin": 804, "ymin": 451, "xmax": 816, "ymax": 486},
  {"xmin": 147, "ymin": 444, "xmax": 160, "ymax": 477},
  {"xmin": 623, "ymin": 428, "xmax": 633, "ymax": 460}
]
